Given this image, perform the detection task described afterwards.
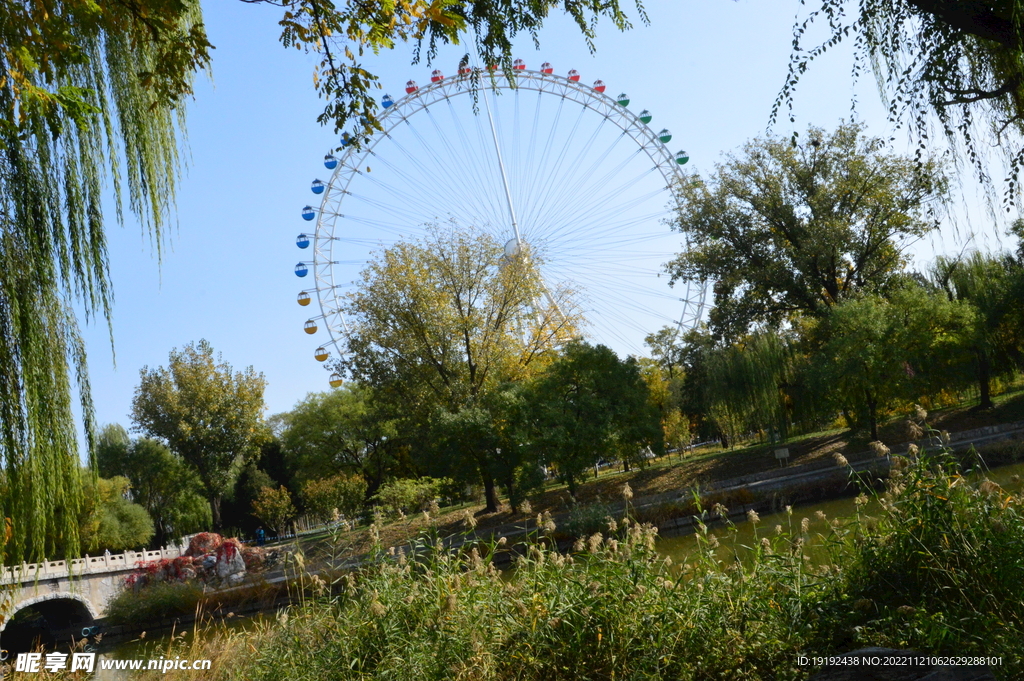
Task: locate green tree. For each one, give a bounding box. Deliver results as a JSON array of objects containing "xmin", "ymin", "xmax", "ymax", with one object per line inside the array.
[
  {"xmin": 932, "ymin": 251, "xmax": 1023, "ymax": 409},
  {"xmin": 251, "ymin": 486, "xmax": 296, "ymax": 537},
  {"xmin": 95, "ymin": 424, "xmax": 211, "ymax": 547},
  {"xmin": 342, "ymin": 222, "xmax": 581, "ymax": 512},
  {"xmin": 131, "ymin": 340, "xmax": 269, "ymax": 530},
  {"xmin": 78, "ymin": 476, "xmax": 155, "ymax": 554},
  {"xmin": 812, "ymin": 286, "xmax": 974, "ymax": 440},
  {"xmin": 280, "ymin": 385, "xmax": 401, "ymax": 493},
  {"xmin": 703, "ymin": 331, "xmax": 797, "ymax": 448},
  {"xmin": 524, "ymin": 343, "xmax": 662, "ymax": 498},
  {"xmin": 302, "ymin": 474, "xmax": 368, "ymax": 522},
  {"xmin": 426, "ymin": 385, "xmax": 542, "ymax": 513},
  {"xmin": 668, "ymin": 123, "xmax": 948, "ymax": 341},
  {"xmin": 780, "ymin": 0, "xmax": 1024, "ymax": 198}
]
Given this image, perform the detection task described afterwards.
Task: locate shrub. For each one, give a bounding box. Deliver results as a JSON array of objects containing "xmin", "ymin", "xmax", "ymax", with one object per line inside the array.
[
  {"xmin": 371, "ymin": 477, "xmax": 448, "ymax": 517},
  {"xmin": 562, "ymin": 501, "xmax": 614, "ymax": 538},
  {"xmin": 302, "ymin": 473, "xmax": 368, "ymax": 521},
  {"xmin": 131, "ymin": 447, "xmax": 1024, "ymax": 680},
  {"xmin": 251, "ymin": 486, "xmax": 296, "ymax": 536},
  {"xmin": 105, "ymin": 580, "xmax": 205, "ymax": 626}
]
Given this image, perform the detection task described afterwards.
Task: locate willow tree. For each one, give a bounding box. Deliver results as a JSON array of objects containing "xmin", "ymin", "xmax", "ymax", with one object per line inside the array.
[
  {"xmin": 704, "ymin": 332, "xmax": 796, "ymax": 448},
  {"xmin": 0, "ymin": 2, "xmax": 210, "ymax": 564},
  {"xmin": 778, "ymin": 0, "xmax": 1024, "ymax": 201}
]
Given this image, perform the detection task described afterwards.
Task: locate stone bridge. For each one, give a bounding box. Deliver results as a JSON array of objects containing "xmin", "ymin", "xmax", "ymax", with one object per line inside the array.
[{"xmin": 0, "ymin": 545, "xmax": 183, "ymax": 650}]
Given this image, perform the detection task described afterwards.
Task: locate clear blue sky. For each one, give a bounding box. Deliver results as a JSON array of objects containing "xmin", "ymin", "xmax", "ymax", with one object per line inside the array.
[{"xmin": 78, "ymin": 0, "xmax": 1011, "ymax": 439}]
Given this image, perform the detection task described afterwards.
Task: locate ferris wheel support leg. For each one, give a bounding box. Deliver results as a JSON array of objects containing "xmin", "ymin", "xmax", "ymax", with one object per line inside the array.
[{"xmin": 481, "ymin": 77, "xmax": 524, "ymax": 246}]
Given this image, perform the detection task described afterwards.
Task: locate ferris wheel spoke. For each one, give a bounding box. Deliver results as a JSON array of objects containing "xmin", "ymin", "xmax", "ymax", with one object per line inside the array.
[
  {"xmin": 518, "ymin": 113, "xmax": 610, "ymax": 241},
  {"xmin": 466, "ymin": 94, "xmax": 523, "ymax": 237},
  {"xmin": 544, "ymin": 199, "xmax": 671, "ymax": 251},
  {"xmin": 408, "ymin": 110, "xmax": 509, "ymax": 229},
  {"xmin": 530, "ymin": 149, "xmax": 647, "ymax": 238},
  {"xmin": 442, "ymin": 96, "xmax": 510, "ymax": 222},
  {"xmin": 520, "ymin": 106, "xmax": 598, "ymax": 244},
  {"xmin": 538, "ymin": 163, "xmax": 658, "ymax": 245},
  {"xmin": 516, "ymin": 95, "xmax": 571, "ymax": 240},
  {"xmin": 394, "ymin": 120, "xmax": 506, "ymax": 229},
  {"xmin": 436, "ymin": 103, "xmax": 511, "ymax": 237},
  {"xmin": 530, "ymin": 130, "xmax": 631, "ymax": 235},
  {"xmin": 342, "ymin": 183, "xmax": 444, "ymax": 226},
  {"xmin": 355, "ymin": 147, "xmax": 466, "ymax": 219},
  {"xmin": 422, "ymin": 108, "xmax": 506, "ymax": 228},
  {"xmin": 517, "ymin": 105, "xmax": 588, "ymax": 240}
]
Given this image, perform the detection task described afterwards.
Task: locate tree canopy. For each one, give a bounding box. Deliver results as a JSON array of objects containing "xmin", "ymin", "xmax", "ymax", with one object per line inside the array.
[
  {"xmin": 248, "ymin": 0, "xmax": 644, "ymax": 140},
  {"xmin": 667, "ymin": 123, "xmax": 948, "ymax": 341},
  {"xmin": 95, "ymin": 424, "xmax": 211, "ymax": 546},
  {"xmin": 523, "ymin": 342, "xmax": 662, "ymax": 498},
  {"xmin": 131, "ymin": 340, "xmax": 269, "ymax": 529},
  {"xmin": 341, "ymin": 222, "xmax": 580, "ymax": 511}
]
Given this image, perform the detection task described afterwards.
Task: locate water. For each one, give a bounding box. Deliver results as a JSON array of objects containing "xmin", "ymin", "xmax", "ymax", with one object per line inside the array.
[
  {"xmin": 93, "ymin": 615, "xmax": 268, "ymax": 681},
  {"xmin": 657, "ymin": 459, "xmax": 1024, "ymax": 567}
]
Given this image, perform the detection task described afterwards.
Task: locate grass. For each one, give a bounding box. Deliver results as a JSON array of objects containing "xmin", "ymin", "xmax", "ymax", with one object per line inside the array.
[{"xmin": 94, "ymin": 441, "xmax": 1024, "ymax": 681}]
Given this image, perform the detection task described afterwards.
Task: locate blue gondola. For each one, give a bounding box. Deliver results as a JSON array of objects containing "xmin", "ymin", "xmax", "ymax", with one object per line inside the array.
[
  {"xmin": 311, "ymin": 179, "xmax": 324, "ymax": 194},
  {"xmin": 382, "ymin": 94, "xmax": 394, "ymax": 108},
  {"xmin": 295, "ymin": 263, "xmax": 309, "ymax": 277},
  {"xmin": 296, "ymin": 234, "xmax": 310, "ymax": 249},
  {"xmin": 324, "ymin": 154, "xmax": 338, "ymax": 170},
  {"xmin": 302, "ymin": 206, "xmax": 315, "ymax": 221}
]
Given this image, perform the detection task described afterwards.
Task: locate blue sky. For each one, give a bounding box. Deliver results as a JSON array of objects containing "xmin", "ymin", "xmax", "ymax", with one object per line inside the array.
[{"xmin": 78, "ymin": 0, "xmax": 1011, "ymax": 437}]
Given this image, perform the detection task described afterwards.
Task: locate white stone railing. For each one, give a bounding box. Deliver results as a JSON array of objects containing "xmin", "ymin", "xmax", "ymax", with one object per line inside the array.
[{"xmin": 1, "ymin": 544, "xmax": 185, "ymax": 585}]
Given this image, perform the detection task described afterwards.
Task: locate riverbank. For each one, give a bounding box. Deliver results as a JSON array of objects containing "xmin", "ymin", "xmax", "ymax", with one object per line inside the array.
[
  {"xmin": 90, "ymin": 428, "xmax": 1024, "ymax": 648},
  {"xmin": 107, "ymin": 447, "xmax": 1023, "ymax": 681}
]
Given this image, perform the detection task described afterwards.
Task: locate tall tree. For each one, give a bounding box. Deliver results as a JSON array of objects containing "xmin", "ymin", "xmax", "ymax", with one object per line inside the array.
[
  {"xmin": 932, "ymin": 251, "xmax": 1022, "ymax": 409},
  {"xmin": 0, "ymin": 1, "xmax": 209, "ymax": 565},
  {"xmin": 667, "ymin": 123, "xmax": 949, "ymax": 341},
  {"xmin": 341, "ymin": 222, "xmax": 581, "ymax": 512},
  {"xmin": 131, "ymin": 340, "xmax": 269, "ymax": 529},
  {"xmin": 95, "ymin": 424, "xmax": 211, "ymax": 546},
  {"xmin": 523, "ymin": 343, "xmax": 662, "ymax": 498}
]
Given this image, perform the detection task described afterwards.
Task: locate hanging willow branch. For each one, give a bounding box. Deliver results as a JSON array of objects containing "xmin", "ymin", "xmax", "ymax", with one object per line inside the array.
[
  {"xmin": 0, "ymin": 1, "xmax": 211, "ymax": 565},
  {"xmin": 774, "ymin": 0, "xmax": 1024, "ymax": 209}
]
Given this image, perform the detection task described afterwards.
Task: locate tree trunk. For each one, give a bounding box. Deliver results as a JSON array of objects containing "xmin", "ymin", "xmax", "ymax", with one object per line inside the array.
[
  {"xmin": 976, "ymin": 347, "xmax": 993, "ymax": 410},
  {"xmin": 622, "ymin": 459, "xmax": 630, "ymax": 473},
  {"xmin": 209, "ymin": 494, "xmax": 222, "ymax": 530},
  {"xmin": 482, "ymin": 476, "xmax": 499, "ymax": 513},
  {"xmin": 866, "ymin": 391, "xmax": 879, "ymax": 441}
]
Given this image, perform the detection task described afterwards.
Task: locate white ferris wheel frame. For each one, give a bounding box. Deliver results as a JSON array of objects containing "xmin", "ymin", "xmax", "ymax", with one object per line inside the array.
[{"xmin": 305, "ymin": 67, "xmax": 707, "ymax": 361}]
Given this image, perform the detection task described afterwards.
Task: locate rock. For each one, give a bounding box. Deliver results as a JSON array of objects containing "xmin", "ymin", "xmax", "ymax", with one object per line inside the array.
[
  {"xmin": 807, "ymin": 649, "xmax": 996, "ymax": 681},
  {"xmin": 214, "ymin": 538, "xmax": 246, "ymax": 582}
]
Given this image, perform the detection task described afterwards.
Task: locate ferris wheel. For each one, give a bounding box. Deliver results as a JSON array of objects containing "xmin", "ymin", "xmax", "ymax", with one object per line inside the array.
[{"xmin": 293, "ymin": 61, "xmax": 706, "ymax": 386}]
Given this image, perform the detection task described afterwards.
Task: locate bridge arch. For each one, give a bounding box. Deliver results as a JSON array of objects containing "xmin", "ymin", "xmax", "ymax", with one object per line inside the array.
[{"xmin": 1, "ymin": 593, "xmax": 98, "ymax": 654}]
